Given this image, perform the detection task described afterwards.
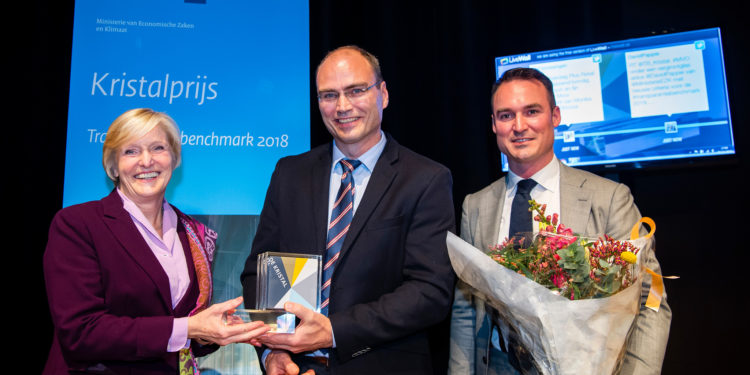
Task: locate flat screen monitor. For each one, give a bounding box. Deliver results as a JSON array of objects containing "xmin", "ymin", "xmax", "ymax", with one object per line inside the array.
[{"xmin": 495, "ymin": 27, "xmax": 734, "ymax": 172}]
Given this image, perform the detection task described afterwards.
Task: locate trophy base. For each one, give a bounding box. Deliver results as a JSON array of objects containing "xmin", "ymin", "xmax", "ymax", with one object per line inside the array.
[{"xmin": 222, "ymin": 309, "xmax": 296, "ymax": 333}]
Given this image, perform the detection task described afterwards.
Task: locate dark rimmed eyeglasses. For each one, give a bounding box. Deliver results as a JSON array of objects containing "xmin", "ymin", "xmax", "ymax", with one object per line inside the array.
[{"xmin": 317, "ymin": 81, "xmax": 381, "ymax": 103}]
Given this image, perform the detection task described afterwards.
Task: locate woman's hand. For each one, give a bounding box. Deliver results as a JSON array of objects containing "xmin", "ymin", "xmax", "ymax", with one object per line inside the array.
[{"xmin": 187, "ymin": 296, "xmax": 270, "ymax": 346}]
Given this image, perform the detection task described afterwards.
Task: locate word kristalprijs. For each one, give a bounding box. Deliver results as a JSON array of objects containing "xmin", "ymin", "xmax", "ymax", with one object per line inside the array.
[{"xmin": 91, "ymin": 72, "xmax": 218, "ymax": 105}]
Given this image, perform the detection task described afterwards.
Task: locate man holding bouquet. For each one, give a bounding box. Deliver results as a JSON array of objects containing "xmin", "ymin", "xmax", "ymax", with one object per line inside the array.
[{"xmin": 448, "ymin": 68, "xmax": 671, "ymax": 375}]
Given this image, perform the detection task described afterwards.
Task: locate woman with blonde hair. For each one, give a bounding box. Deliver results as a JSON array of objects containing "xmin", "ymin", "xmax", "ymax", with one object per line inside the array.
[{"xmin": 44, "ymin": 108, "xmax": 268, "ymax": 374}]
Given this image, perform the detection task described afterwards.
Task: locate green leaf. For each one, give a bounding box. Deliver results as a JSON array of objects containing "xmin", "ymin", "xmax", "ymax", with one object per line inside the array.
[{"xmin": 518, "ymin": 263, "xmax": 533, "ymax": 279}]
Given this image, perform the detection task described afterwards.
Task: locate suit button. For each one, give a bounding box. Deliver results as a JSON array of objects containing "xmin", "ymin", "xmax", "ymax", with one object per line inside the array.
[{"xmin": 482, "ymin": 356, "xmax": 487, "ymax": 364}]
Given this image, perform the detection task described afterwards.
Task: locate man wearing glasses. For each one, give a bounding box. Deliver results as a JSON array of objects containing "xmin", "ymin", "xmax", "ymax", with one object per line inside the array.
[{"xmin": 241, "ymin": 45, "xmax": 456, "ymax": 375}]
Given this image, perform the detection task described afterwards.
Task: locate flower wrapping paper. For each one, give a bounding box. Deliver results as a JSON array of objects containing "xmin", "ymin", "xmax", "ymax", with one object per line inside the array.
[{"xmin": 447, "ymin": 232, "xmax": 653, "ymax": 375}]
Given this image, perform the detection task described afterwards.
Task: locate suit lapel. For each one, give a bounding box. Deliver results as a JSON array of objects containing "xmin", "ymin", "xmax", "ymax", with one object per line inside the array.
[
  {"xmin": 559, "ymin": 163, "xmax": 593, "ymax": 234},
  {"xmin": 174, "ymin": 221, "xmax": 199, "ymax": 315},
  {"xmin": 312, "ymin": 146, "xmax": 333, "ymax": 255},
  {"xmin": 101, "ymin": 190, "xmax": 173, "ymax": 312},
  {"xmin": 478, "ymin": 178, "xmax": 507, "ymax": 250},
  {"xmin": 338, "ymin": 136, "xmax": 398, "ymax": 262}
]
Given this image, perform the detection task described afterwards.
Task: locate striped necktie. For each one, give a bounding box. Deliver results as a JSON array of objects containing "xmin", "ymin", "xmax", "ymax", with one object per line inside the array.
[{"xmin": 321, "ymin": 159, "xmax": 361, "ymax": 316}]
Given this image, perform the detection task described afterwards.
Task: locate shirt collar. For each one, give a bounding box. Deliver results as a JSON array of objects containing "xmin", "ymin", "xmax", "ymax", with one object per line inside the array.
[
  {"xmin": 507, "ymin": 156, "xmax": 559, "ymax": 194},
  {"xmin": 116, "ymin": 188, "xmax": 176, "ymax": 241},
  {"xmin": 331, "ymin": 130, "xmax": 386, "ymax": 173}
]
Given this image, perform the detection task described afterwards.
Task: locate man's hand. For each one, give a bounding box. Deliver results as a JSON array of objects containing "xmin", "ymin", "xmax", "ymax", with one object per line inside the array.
[
  {"xmin": 265, "ymin": 350, "xmax": 315, "ymax": 375},
  {"xmin": 259, "ymin": 302, "xmax": 333, "ymax": 353}
]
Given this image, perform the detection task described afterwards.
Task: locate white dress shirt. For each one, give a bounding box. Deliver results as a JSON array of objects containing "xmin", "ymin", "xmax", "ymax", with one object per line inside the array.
[
  {"xmin": 497, "ymin": 157, "xmax": 562, "ymax": 244},
  {"xmin": 492, "ymin": 156, "xmax": 561, "ymax": 350},
  {"xmin": 328, "ymin": 130, "xmax": 387, "ymax": 222}
]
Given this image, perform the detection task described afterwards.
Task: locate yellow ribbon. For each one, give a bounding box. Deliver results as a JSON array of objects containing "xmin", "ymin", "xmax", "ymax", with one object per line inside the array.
[
  {"xmin": 630, "ymin": 216, "xmax": 655, "ymax": 240},
  {"xmin": 630, "ymin": 217, "xmax": 678, "ymax": 312}
]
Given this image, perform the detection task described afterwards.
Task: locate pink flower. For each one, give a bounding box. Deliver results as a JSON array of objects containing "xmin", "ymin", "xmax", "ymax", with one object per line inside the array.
[{"xmin": 552, "ymin": 272, "xmax": 567, "ymax": 288}]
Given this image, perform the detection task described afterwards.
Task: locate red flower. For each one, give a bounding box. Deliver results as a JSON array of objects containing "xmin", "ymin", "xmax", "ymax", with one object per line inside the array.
[{"xmin": 552, "ymin": 272, "xmax": 567, "ymax": 288}]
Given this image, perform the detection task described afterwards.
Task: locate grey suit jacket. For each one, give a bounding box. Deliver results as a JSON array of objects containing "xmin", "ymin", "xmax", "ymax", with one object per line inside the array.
[{"xmin": 448, "ymin": 161, "xmax": 671, "ymax": 375}]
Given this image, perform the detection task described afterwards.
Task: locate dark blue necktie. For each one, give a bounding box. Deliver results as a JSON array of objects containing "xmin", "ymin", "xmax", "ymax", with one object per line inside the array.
[
  {"xmin": 321, "ymin": 159, "xmax": 361, "ymax": 316},
  {"xmin": 496, "ymin": 178, "xmax": 538, "ymax": 366},
  {"xmin": 508, "ymin": 179, "xmax": 537, "ymax": 246}
]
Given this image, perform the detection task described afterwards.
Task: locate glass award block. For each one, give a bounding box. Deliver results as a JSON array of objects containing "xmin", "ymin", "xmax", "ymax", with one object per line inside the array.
[
  {"xmin": 222, "ymin": 308, "xmax": 296, "ymax": 333},
  {"xmin": 255, "ymin": 252, "xmax": 322, "ymax": 333}
]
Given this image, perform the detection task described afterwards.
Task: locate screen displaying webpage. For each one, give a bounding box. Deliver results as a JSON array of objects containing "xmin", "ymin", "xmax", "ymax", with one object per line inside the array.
[{"xmin": 495, "ymin": 27, "xmax": 734, "ymax": 170}]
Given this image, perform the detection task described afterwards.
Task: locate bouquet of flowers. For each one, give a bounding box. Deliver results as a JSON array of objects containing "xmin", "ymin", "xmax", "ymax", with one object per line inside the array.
[
  {"xmin": 490, "ymin": 201, "xmax": 640, "ymax": 301},
  {"xmin": 446, "ymin": 201, "xmax": 657, "ymax": 375}
]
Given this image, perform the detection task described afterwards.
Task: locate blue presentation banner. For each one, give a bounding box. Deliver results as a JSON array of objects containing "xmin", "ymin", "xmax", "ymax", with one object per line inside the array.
[{"xmin": 63, "ymin": 0, "xmax": 310, "ymax": 214}]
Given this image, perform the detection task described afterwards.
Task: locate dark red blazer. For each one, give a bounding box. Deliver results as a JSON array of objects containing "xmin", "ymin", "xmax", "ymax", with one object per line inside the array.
[{"xmin": 43, "ymin": 190, "xmax": 216, "ymax": 374}]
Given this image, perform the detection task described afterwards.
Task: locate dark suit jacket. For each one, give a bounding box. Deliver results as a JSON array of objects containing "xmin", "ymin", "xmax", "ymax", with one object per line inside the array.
[
  {"xmin": 241, "ymin": 134, "xmax": 456, "ymax": 374},
  {"xmin": 43, "ymin": 190, "xmax": 216, "ymax": 375}
]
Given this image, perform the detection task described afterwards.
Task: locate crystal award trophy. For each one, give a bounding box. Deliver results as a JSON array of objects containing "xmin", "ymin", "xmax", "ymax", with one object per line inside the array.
[{"xmin": 224, "ymin": 252, "xmax": 321, "ymax": 334}]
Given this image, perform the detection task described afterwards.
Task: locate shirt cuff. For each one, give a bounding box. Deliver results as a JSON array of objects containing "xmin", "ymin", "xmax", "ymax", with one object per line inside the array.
[
  {"xmin": 168, "ymin": 317, "xmax": 190, "ymax": 352},
  {"xmin": 261, "ymin": 349, "xmax": 271, "ymax": 369},
  {"xmin": 331, "ymin": 326, "xmax": 336, "ymax": 348}
]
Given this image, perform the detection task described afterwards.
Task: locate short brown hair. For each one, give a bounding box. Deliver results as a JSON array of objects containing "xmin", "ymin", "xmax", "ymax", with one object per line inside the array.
[{"xmin": 491, "ymin": 68, "xmax": 556, "ymax": 110}]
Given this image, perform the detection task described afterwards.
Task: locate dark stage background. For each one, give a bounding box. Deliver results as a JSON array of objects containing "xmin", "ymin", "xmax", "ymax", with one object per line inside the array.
[{"xmin": 30, "ymin": 0, "xmax": 747, "ymax": 373}]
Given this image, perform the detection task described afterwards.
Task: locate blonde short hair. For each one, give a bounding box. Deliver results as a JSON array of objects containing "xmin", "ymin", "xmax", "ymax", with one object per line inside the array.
[{"xmin": 102, "ymin": 108, "xmax": 181, "ymax": 184}]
